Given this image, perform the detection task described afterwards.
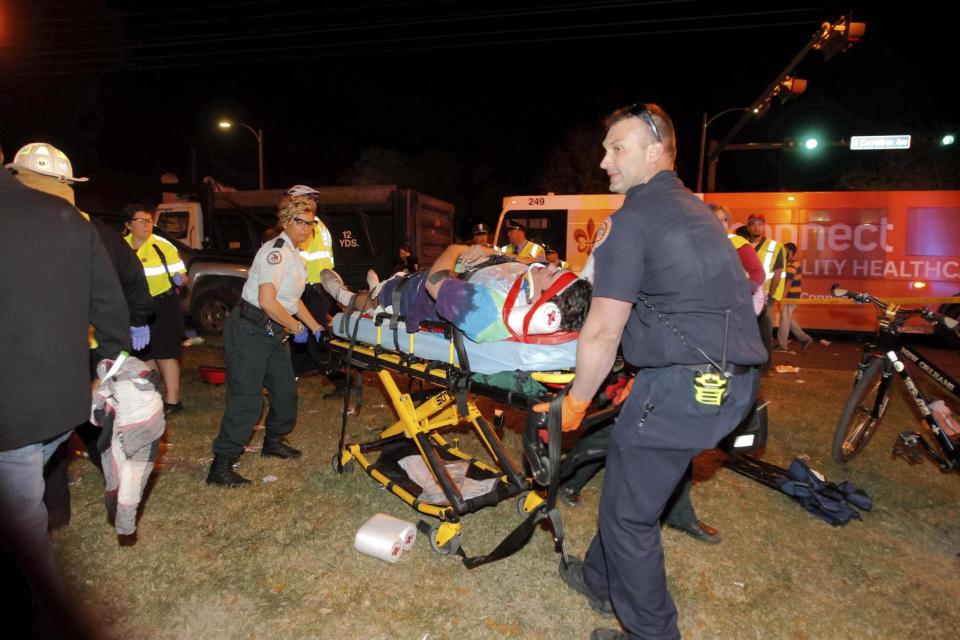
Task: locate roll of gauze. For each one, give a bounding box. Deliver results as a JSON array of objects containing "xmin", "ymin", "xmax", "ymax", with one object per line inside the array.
[
  {"xmin": 354, "ymin": 513, "xmax": 413, "ymax": 562},
  {"xmin": 359, "ymin": 512, "xmax": 417, "ymax": 550}
]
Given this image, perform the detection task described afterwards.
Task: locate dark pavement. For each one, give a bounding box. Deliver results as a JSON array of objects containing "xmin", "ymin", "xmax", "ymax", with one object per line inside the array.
[{"xmin": 771, "ymin": 333, "xmax": 960, "ymax": 377}]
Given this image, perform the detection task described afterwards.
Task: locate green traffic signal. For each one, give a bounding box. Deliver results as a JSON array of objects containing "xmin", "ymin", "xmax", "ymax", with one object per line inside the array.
[
  {"xmin": 803, "ymin": 137, "xmax": 819, "ymax": 150},
  {"xmin": 942, "ymin": 134, "xmax": 956, "ymax": 146}
]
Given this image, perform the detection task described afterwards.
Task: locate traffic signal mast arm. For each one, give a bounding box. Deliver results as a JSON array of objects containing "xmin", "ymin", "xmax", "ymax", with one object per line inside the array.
[{"xmin": 706, "ymin": 16, "xmax": 864, "ymax": 168}]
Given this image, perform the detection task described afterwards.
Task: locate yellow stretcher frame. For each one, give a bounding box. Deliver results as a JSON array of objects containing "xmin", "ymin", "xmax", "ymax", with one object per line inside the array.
[{"xmin": 327, "ymin": 332, "xmax": 574, "ymax": 554}]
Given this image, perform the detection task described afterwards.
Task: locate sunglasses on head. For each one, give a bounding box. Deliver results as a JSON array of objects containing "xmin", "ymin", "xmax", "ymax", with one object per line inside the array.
[{"xmin": 626, "ymin": 103, "xmax": 661, "ymax": 143}]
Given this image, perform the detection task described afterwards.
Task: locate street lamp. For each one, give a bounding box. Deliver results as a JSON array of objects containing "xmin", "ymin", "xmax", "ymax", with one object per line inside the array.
[
  {"xmin": 697, "ymin": 107, "xmax": 757, "ymax": 193},
  {"xmin": 218, "ymin": 120, "xmax": 264, "ymax": 190}
]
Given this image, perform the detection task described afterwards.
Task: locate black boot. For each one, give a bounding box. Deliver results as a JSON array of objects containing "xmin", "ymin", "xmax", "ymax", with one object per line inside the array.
[
  {"xmin": 262, "ymin": 438, "xmax": 302, "ymax": 459},
  {"xmin": 206, "ymin": 456, "xmax": 250, "ymax": 486}
]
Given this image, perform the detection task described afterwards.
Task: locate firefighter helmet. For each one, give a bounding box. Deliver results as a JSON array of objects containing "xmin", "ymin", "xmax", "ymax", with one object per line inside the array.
[{"xmin": 6, "ymin": 142, "xmax": 88, "ymax": 182}]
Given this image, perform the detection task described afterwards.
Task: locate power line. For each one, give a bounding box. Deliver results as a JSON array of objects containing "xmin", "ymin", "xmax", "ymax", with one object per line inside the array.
[
  {"xmin": 10, "ymin": 0, "xmax": 455, "ymax": 26},
  {"xmin": 2, "ymin": 18, "xmax": 821, "ymax": 77},
  {"xmin": 6, "ymin": 5, "xmax": 828, "ymax": 61}
]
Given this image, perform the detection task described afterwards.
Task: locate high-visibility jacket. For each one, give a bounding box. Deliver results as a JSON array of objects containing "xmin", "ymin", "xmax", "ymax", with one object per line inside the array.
[
  {"xmin": 125, "ymin": 233, "xmax": 186, "ymax": 297},
  {"xmin": 502, "ymin": 240, "xmax": 544, "ymax": 261},
  {"xmin": 728, "ymin": 234, "xmax": 748, "ymax": 250},
  {"xmin": 754, "ymin": 237, "xmax": 786, "ymax": 300},
  {"xmin": 299, "ymin": 222, "xmax": 334, "ymax": 284}
]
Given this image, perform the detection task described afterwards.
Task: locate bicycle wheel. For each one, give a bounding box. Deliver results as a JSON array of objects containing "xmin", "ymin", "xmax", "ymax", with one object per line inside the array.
[{"xmin": 832, "ymin": 358, "xmax": 891, "ymax": 464}]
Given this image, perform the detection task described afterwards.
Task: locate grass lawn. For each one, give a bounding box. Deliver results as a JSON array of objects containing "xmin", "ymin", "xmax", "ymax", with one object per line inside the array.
[{"xmin": 52, "ymin": 339, "xmax": 960, "ymax": 639}]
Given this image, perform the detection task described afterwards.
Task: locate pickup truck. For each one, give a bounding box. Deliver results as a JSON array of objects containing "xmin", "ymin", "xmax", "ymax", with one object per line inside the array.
[{"xmin": 155, "ymin": 184, "xmax": 455, "ymax": 334}]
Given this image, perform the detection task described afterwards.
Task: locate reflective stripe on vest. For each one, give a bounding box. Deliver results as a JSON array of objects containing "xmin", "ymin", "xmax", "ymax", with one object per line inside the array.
[
  {"xmin": 504, "ymin": 241, "xmax": 544, "ymax": 260},
  {"xmin": 299, "ymin": 223, "xmax": 334, "ymax": 283},
  {"xmin": 755, "ymin": 238, "xmax": 785, "ymax": 299},
  {"xmin": 126, "ymin": 234, "xmax": 184, "ymax": 297}
]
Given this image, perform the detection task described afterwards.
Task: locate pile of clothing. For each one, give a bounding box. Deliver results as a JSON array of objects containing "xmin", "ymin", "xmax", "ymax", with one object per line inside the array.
[{"xmin": 726, "ymin": 455, "xmax": 872, "ymax": 526}]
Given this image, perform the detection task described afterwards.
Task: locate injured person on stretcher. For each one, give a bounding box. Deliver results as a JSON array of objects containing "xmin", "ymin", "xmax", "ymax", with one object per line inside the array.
[{"xmin": 320, "ymin": 243, "xmax": 592, "ymax": 342}]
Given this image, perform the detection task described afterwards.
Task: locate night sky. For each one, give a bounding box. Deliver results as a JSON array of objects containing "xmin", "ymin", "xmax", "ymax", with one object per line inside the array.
[{"xmin": 1, "ymin": 1, "xmax": 955, "ymax": 223}]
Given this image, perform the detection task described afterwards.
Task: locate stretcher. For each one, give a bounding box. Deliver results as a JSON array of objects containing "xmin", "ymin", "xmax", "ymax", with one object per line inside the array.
[{"xmin": 326, "ymin": 309, "xmax": 614, "ymax": 565}]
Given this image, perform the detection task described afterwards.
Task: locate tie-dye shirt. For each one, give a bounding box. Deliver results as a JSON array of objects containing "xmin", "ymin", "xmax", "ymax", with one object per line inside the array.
[
  {"xmin": 436, "ymin": 261, "xmax": 532, "ymax": 342},
  {"xmin": 377, "ymin": 261, "xmax": 532, "ymax": 343}
]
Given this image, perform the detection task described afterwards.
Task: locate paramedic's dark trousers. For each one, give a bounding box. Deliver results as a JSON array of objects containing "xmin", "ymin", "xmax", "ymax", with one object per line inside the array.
[
  {"xmin": 212, "ymin": 309, "xmax": 298, "ymax": 459},
  {"xmin": 583, "ymin": 366, "xmax": 758, "ymax": 640},
  {"xmin": 563, "ymin": 421, "xmax": 701, "ymax": 530}
]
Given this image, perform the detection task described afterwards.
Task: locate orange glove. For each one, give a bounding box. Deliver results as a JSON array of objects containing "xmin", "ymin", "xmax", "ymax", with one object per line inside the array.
[
  {"xmin": 533, "ymin": 393, "xmax": 591, "ymax": 432},
  {"xmin": 613, "ymin": 376, "xmax": 635, "ymax": 407}
]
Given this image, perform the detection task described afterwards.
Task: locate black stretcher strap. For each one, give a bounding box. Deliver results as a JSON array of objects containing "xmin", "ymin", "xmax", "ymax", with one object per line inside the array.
[
  {"xmin": 436, "ymin": 391, "xmax": 566, "ymax": 570},
  {"xmin": 334, "ymin": 302, "xmax": 365, "ymax": 473}
]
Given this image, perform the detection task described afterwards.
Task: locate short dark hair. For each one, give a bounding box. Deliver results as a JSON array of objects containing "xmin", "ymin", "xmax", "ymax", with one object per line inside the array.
[
  {"xmin": 784, "ymin": 242, "xmax": 797, "ymax": 254},
  {"xmin": 604, "ymin": 102, "xmax": 676, "ymax": 161},
  {"xmin": 734, "ymin": 224, "xmax": 751, "ymax": 241},
  {"xmin": 122, "ymin": 203, "xmax": 153, "ymax": 223},
  {"xmin": 552, "ymin": 279, "xmax": 592, "ymax": 331}
]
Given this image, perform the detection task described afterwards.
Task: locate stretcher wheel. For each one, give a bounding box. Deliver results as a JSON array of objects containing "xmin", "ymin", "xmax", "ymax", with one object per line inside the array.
[
  {"xmin": 331, "ymin": 452, "xmax": 355, "ymax": 474},
  {"xmin": 428, "ymin": 521, "xmax": 461, "ymax": 556},
  {"xmin": 517, "ymin": 490, "xmax": 545, "ymax": 517}
]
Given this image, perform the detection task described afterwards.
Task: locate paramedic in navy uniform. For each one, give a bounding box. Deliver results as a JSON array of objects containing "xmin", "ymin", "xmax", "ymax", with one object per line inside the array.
[
  {"xmin": 207, "ymin": 193, "xmax": 324, "ymax": 486},
  {"xmin": 554, "ymin": 103, "xmax": 765, "ymax": 640}
]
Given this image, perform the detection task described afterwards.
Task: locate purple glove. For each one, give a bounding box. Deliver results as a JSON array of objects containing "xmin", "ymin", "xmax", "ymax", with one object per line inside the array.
[
  {"xmin": 173, "ymin": 273, "xmax": 185, "ymax": 286},
  {"xmin": 313, "ymin": 327, "xmax": 324, "ymax": 342},
  {"xmin": 292, "ymin": 325, "xmax": 309, "ymax": 343},
  {"xmin": 131, "ymin": 325, "xmax": 150, "ymax": 351}
]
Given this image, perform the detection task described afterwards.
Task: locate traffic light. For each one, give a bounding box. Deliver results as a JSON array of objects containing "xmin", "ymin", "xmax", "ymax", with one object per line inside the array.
[
  {"xmin": 783, "ymin": 135, "xmax": 823, "ymax": 154},
  {"xmin": 942, "ymin": 134, "xmax": 956, "ymax": 146},
  {"xmin": 814, "ymin": 16, "xmax": 866, "ymax": 61}
]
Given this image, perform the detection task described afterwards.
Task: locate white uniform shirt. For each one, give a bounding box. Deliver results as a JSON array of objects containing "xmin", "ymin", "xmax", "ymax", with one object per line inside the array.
[{"xmin": 242, "ymin": 231, "xmax": 306, "ymax": 314}]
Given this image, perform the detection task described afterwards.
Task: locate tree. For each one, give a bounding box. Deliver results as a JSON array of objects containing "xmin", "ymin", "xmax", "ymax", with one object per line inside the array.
[
  {"xmin": 836, "ymin": 145, "xmax": 960, "ymax": 190},
  {"xmin": 535, "ymin": 122, "xmax": 608, "ymax": 194}
]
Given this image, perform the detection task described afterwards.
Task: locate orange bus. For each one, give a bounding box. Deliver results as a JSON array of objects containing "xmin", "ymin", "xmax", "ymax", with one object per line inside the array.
[{"xmin": 496, "ymin": 190, "xmax": 960, "ymax": 332}]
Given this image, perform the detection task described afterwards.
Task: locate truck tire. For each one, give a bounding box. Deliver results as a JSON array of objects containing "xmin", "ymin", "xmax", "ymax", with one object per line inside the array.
[{"xmin": 192, "ymin": 288, "xmax": 239, "ymax": 335}]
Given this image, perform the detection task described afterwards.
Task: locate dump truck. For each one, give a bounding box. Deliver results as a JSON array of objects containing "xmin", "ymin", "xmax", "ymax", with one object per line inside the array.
[{"xmin": 154, "ymin": 183, "xmax": 455, "ymax": 334}]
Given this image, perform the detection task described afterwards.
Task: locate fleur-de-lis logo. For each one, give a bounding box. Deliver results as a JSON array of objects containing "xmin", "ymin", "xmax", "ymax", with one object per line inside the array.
[{"xmin": 574, "ymin": 218, "xmax": 609, "ymax": 255}]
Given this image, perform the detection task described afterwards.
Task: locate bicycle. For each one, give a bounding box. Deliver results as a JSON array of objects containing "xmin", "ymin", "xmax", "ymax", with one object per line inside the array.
[{"xmin": 830, "ymin": 284, "xmax": 960, "ymax": 471}]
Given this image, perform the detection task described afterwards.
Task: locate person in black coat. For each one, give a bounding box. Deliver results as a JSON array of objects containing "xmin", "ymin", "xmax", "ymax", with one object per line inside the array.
[
  {"xmin": 0, "ymin": 143, "xmax": 129, "ymax": 637},
  {"xmin": 9, "ymin": 145, "xmax": 155, "ymax": 527}
]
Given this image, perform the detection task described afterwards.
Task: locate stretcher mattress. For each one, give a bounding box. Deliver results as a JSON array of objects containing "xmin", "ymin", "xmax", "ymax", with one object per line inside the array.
[{"xmin": 331, "ymin": 312, "xmax": 577, "ymax": 375}]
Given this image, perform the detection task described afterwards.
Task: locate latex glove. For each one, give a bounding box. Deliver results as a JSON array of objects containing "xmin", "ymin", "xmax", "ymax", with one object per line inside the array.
[
  {"xmin": 130, "ymin": 325, "xmax": 150, "ymax": 351},
  {"xmin": 313, "ymin": 327, "xmax": 324, "ymax": 341},
  {"xmin": 173, "ymin": 273, "xmax": 185, "ymax": 286},
  {"xmin": 532, "ymin": 393, "xmax": 591, "ymax": 432},
  {"xmin": 292, "ymin": 325, "xmax": 309, "ymax": 343},
  {"xmin": 613, "ymin": 376, "xmax": 635, "ymax": 406}
]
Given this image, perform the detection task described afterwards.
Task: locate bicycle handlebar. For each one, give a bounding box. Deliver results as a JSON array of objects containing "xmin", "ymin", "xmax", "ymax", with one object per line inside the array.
[{"xmin": 830, "ymin": 283, "xmax": 959, "ymax": 331}]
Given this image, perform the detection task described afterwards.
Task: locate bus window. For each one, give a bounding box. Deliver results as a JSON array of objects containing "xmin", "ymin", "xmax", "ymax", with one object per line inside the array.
[
  {"xmin": 907, "ymin": 207, "xmax": 960, "ymax": 256},
  {"xmin": 500, "ymin": 210, "xmax": 568, "ymax": 255}
]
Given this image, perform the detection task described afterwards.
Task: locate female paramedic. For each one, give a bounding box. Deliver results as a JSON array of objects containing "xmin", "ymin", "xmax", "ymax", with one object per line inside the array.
[
  {"xmin": 206, "ymin": 193, "xmax": 324, "ymax": 487},
  {"xmin": 123, "ymin": 204, "xmax": 189, "ymax": 415}
]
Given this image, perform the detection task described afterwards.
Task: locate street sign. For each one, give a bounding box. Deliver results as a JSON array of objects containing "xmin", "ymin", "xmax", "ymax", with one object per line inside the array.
[{"xmin": 850, "ymin": 135, "xmax": 911, "ymax": 150}]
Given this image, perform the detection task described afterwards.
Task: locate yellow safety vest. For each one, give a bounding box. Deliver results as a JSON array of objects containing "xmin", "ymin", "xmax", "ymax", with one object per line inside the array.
[
  {"xmin": 125, "ymin": 233, "xmax": 186, "ymax": 297},
  {"xmin": 299, "ymin": 222, "xmax": 334, "ymax": 284},
  {"xmin": 754, "ymin": 237, "xmax": 786, "ymax": 300},
  {"xmin": 728, "ymin": 233, "xmax": 748, "ymax": 250},
  {"xmin": 502, "ymin": 241, "xmax": 545, "ymax": 260}
]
